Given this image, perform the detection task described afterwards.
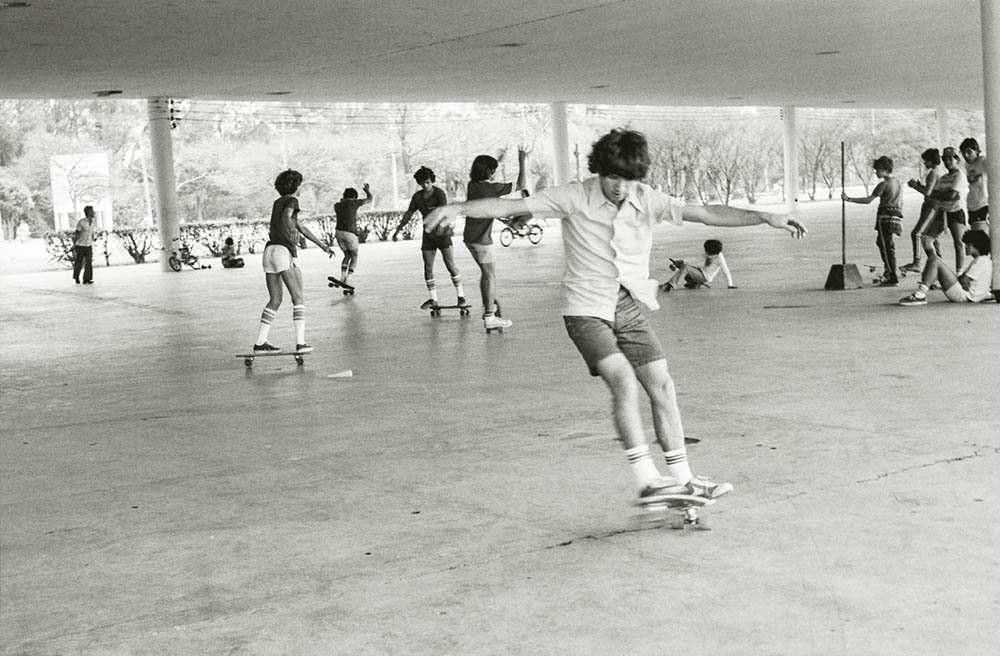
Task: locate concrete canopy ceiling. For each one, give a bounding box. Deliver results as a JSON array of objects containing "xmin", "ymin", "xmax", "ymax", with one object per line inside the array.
[{"xmin": 0, "ymin": 0, "xmax": 987, "ymax": 109}]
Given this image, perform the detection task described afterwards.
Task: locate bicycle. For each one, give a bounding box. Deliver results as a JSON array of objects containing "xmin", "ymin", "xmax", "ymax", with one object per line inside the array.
[
  {"xmin": 498, "ymin": 218, "xmax": 543, "ymax": 247},
  {"xmin": 168, "ymin": 238, "xmax": 211, "ymax": 271}
]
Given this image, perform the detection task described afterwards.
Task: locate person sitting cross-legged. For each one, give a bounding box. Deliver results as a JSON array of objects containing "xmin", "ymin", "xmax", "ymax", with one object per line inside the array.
[{"xmin": 899, "ymin": 229, "xmax": 993, "ymax": 306}]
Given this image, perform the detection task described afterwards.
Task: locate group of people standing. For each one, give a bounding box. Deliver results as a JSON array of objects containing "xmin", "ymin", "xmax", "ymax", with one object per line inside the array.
[{"xmin": 842, "ymin": 137, "xmax": 992, "ymax": 305}]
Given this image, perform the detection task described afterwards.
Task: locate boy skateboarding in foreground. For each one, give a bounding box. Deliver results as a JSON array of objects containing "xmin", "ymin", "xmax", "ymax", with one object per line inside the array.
[{"xmin": 424, "ymin": 129, "xmax": 807, "ymax": 503}]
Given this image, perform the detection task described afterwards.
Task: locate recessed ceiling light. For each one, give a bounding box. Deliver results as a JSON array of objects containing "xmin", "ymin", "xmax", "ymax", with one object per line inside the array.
[
  {"xmin": 94, "ymin": 90, "xmax": 123, "ymax": 97},
  {"xmin": 814, "ymin": 50, "xmax": 840, "ymax": 56},
  {"xmin": 727, "ymin": 96, "xmax": 744, "ymax": 100},
  {"xmin": 0, "ymin": 2, "xmax": 32, "ymax": 8},
  {"xmin": 267, "ymin": 91, "xmax": 292, "ymax": 95},
  {"xmin": 589, "ymin": 84, "xmax": 609, "ymax": 89},
  {"xmin": 841, "ymin": 99, "xmax": 857, "ymax": 104},
  {"xmin": 494, "ymin": 42, "xmax": 525, "ymax": 48}
]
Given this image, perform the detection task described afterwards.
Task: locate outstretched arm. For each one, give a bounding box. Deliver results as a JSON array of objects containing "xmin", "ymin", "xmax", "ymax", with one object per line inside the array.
[
  {"xmin": 360, "ymin": 183, "xmax": 373, "ymax": 206},
  {"xmin": 842, "ymin": 192, "xmax": 878, "ymax": 204},
  {"xmin": 424, "ymin": 198, "xmax": 532, "ymax": 235},
  {"xmin": 717, "ymin": 253, "xmax": 735, "ymax": 287},
  {"xmin": 682, "ymin": 204, "xmax": 807, "ymax": 238},
  {"xmin": 514, "ymin": 146, "xmax": 529, "ymax": 192},
  {"xmin": 295, "ymin": 218, "xmax": 334, "ymax": 255}
]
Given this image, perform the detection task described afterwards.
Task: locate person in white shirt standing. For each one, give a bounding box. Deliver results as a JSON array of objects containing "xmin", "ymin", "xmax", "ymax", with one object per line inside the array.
[
  {"xmin": 899, "ymin": 229, "xmax": 993, "ymax": 305},
  {"xmin": 424, "ymin": 129, "xmax": 807, "ymax": 502},
  {"xmin": 72, "ymin": 205, "xmax": 96, "ymax": 285},
  {"xmin": 960, "ymin": 137, "xmax": 989, "ymax": 234}
]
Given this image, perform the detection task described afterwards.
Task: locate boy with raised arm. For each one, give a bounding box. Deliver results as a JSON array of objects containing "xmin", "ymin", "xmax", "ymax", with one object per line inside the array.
[{"xmin": 424, "ymin": 129, "xmax": 806, "ymax": 501}]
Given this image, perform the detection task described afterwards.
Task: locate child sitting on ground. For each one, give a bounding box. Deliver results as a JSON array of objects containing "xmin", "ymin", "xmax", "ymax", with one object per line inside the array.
[
  {"xmin": 659, "ymin": 239, "xmax": 734, "ymax": 292},
  {"xmin": 899, "ymin": 229, "xmax": 993, "ymax": 305},
  {"xmin": 221, "ymin": 236, "xmax": 245, "ymax": 268}
]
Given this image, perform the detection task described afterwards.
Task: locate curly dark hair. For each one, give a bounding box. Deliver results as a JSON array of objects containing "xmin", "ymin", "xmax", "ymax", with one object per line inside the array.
[
  {"xmin": 274, "ymin": 169, "xmax": 303, "ymax": 195},
  {"xmin": 703, "ymin": 239, "xmax": 723, "ymax": 255},
  {"xmin": 413, "ymin": 166, "xmax": 436, "ymax": 184},
  {"xmin": 587, "ymin": 129, "xmax": 650, "ymax": 180},
  {"xmin": 872, "ymin": 156, "xmax": 893, "ymax": 173},
  {"xmin": 343, "ymin": 187, "xmax": 358, "ymax": 199},
  {"xmin": 921, "ymin": 148, "xmax": 941, "ymax": 167},
  {"xmin": 962, "ymin": 229, "xmax": 990, "ymax": 254}
]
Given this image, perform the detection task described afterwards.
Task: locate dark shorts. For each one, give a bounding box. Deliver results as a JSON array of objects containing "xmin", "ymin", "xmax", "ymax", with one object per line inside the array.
[
  {"xmin": 421, "ymin": 231, "xmax": 453, "ymax": 251},
  {"xmin": 923, "ymin": 210, "xmax": 967, "ymax": 238},
  {"xmin": 969, "ymin": 206, "xmax": 989, "ymax": 227},
  {"xmin": 563, "ymin": 288, "xmax": 666, "ymax": 377}
]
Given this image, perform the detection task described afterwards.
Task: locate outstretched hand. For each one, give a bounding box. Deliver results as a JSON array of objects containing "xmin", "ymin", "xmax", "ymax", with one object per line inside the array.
[
  {"xmin": 423, "ymin": 205, "xmax": 461, "ymax": 235},
  {"xmin": 768, "ymin": 214, "xmax": 807, "ymax": 239}
]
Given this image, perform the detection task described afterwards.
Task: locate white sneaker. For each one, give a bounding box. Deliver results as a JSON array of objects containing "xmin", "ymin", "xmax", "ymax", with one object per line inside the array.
[
  {"xmin": 684, "ymin": 475, "xmax": 734, "ymax": 499},
  {"xmin": 484, "ymin": 315, "xmax": 512, "ymax": 332},
  {"xmin": 639, "ymin": 475, "xmax": 687, "ymax": 498}
]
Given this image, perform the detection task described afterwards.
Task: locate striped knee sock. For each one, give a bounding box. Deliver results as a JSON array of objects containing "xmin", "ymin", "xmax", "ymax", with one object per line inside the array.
[
  {"xmin": 425, "ymin": 278, "xmax": 438, "ymax": 302},
  {"xmin": 625, "ymin": 444, "xmax": 662, "ymax": 490},
  {"xmin": 664, "ymin": 448, "xmax": 693, "ymax": 485},
  {"xmin": 341, "ymin": 263, "xmax": 349, "ymax": 281},
  {"xmin": 256, "ymin": 307, "xmax": 277, "ymax": 345},
  {"xmin": 293, "ymin": 305, "xmax": 305, "ymax": 344},
  {"xmin": 451, "ymin": 275, "xmax": 464, "ymax": 297}
]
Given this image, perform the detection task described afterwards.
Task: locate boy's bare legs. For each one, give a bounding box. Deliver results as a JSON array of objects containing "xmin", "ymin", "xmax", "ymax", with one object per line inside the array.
[
  {"xmin": 948, "ymin": 221, "xmax": 967, "ymax": 272},
  {"xmin": 634, "ymin": 359, "xmax": 685, "ymax": 453},
  {"xmin": 280, "ymin": 266, "xmax": 310, "ymax": 350},
  {"xmin": 440, "ymin": 247, "xmax": 466, "ymax": 305},
  {"xmin": 254, "ymin": 272, "xmax": 285, "ymax": 350},
  {"xmin": 421, "ymin": 250, "xmax": 439, "ymax": 308},
  {"xmin": 477, "ymin": 260, "xmax": 496, "ymax": 314},
  {"xmin": 902, "ymin": 252, "xmax": 959, "ymax": 305}
]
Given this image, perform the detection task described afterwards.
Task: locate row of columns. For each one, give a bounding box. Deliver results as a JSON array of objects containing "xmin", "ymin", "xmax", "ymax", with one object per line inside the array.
[{"xmin": 145, "ymin": 1, "xmax": 997, "ymax": 285}]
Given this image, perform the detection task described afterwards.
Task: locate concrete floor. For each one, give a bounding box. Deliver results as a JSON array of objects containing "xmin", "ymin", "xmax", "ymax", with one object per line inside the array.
[{"xmin": 2, "ymin": 200, "xmax": 998, "ymax": 655}]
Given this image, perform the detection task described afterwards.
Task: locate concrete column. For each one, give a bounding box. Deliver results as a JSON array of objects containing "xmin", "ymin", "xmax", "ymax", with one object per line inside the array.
[
  {"xmin": 146, "ymin": 98, "xmax": 180, "ymax": 271},
  {"xmin": 782, "ymin": 106, "xmax": 799, "ymax": 213},
  {"xmin": 981, "ymin": 0, "xmax": 1000, "ymax": 292},
  {"xmin": 550, "ymin": 102, "xmax": 571, "ymax": 186},
  {"xmin": 936, "ymin": 108, "xmax": 950, "ymax": 148}
]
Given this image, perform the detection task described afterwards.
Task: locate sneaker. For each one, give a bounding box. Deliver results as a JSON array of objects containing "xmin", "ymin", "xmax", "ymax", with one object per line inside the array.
[
  {"xmin": 899, "ymin": 262, "xmax": 922, "ymax": 274},
  {"xmin": 639, "ymin": 476, "xmax": 687, "ymax": 498},
  {"xmin": 484, "ymin": 315, "xmax": 512, "ymax": 331},
  {"xmin": 684, "ymin": 475, "xmax": 734, "ymax": 499},
  {"xmin": 295, "ymin": 343, "xmax": 313, "ymax": 353},
  {"xmin": 898, "ymin": 293, "xmax": 927, "ymax": 306},
  {"xmin": 253, "ymin": 342, "xmax": 281, "ymax": 353},
  {"xmin": 457, "ymin": 296, "xmax": 469, "ymax": 308},
  {"xmin": 420, "ymin": 298, "xmax": 438, "ymax": 310}
]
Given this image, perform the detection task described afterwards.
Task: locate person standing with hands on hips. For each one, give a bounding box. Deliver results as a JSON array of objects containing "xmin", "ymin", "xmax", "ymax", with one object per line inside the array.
[{"xmin": 423, "ymin": 129, "xmax": 807, "ymax": 502}]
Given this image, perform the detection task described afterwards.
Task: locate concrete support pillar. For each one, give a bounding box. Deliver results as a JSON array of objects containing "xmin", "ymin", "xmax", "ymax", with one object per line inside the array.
[
  {"xmin": 936, "ymin": 108, "xmax": 950, "ymax": 149},
  {"xmin": 782, "ymin": 106, "xmax": 799, "ymax": 214},
  {"xmin": 146, "ymin": 98, "xmax": 180, "ymax": 272},
  {"xmin": 980, "ymin": 0, "xmax": 1000, "ymax": 292},
  {"xmin": 550, "ymin": 102, "xmax": 571, "ymax": 186}
]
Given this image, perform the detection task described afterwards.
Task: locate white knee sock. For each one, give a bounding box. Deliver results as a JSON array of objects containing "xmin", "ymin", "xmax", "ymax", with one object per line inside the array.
[
  {"xmin": 256, "ymin": 307, "xmax": 276, "ymax": 345},
  {"xmin": 625, "ymin": 444, "xmax": 662, "ymax": 490},
  {"xmin": 293, "ymin": 305, "xmax": 305, "ymax": 344},
  {"xmin": 664, "ymin": 448, "xmax": 693, "ymax": 484}
]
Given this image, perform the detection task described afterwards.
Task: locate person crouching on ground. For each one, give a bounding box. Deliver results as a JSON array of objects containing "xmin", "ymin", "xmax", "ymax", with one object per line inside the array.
[
  {"xmin": 222, "ymin": 237, "xmax": 245, "ymax": 268},
  {"xmin": 659, "ymin": 238, "xmax": 735, "ymax": 292}
]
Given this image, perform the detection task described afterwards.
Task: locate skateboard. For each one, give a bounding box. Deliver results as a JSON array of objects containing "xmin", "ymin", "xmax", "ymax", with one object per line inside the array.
[
  {"xmin": 632, "ymin": 493, "xmax": 715, "ymax": 530},
  {"xmin": 236, "ymin": 350, "xmax": 310, "ymax": 368},
  {"xmin": 864, "ymin": 265, "xmax": 905, "ymax": 284},
  {"xmin": 428, "ymin": 303, "xmax": 471, "ymax": 317},
  {"xmin": 327, "ymin": 276, "xmax": 355, "ymax": 295}
]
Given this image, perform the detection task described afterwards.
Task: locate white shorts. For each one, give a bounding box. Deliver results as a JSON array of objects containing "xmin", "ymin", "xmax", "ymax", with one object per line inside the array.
[
  {"xmin": 335, "ymin": 230, "xmax": 359, "ymax": 252},
  {"xmin": 943, "ymin": 283, "xmax": 973, "ymax": 303},
  {"xmin": 262, "ymin": 244, "xmax": 295, "ymax": 274}
]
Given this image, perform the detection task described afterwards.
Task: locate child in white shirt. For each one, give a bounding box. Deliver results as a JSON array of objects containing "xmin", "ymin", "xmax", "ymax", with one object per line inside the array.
[
  {"xmin": 899, "ymin": 229, "xmax": 993, "ymax": 305},
  {"xmin": 659, "ymin": 239, "xmax": 735, "ymax": 292}
]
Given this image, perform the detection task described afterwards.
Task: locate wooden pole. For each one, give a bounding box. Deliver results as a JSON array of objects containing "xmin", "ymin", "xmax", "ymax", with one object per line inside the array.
[{"xmin": 841, "ymin": 141, "xmax": 846, "ymax": 266}]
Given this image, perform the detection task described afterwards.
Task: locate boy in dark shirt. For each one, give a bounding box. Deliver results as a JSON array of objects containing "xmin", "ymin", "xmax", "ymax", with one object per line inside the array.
[{"xmin": 333, "ymin": 183, "xmax": 372, "ymax": 285}]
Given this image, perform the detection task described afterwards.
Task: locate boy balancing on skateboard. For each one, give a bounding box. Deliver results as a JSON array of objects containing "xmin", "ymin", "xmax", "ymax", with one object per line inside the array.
[
  {"xmin": 333, "ymin": 183, "xmax": 373, "ymax": 286},
  {"xmin": 252, "ymin": 169, "xmax": 335, "ymax": 354},
  {"xmin": 424, "ymin": 129, "xmax": 807, "ymax": 500}
]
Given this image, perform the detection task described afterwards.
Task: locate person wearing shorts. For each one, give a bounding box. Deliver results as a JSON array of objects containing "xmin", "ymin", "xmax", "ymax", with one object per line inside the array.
[
  {"xmin": 464, "ymin": 146, "xmax": 529, "ymax": 332},
  {"xmin": 903, "ymin": 148, "xmax": 944, "ymax": 272},
  {"xmin": 393, "ymin": 166, "xmax": 465, "ymax": 309},
  {"xmin": 919, "ymin": 146, "xmax": 969, "ymax": 272},
  {"xmin": 423, "ymin": 128, "xmax": 807, "ymax": 502},
  {"xmin": 334, "ymin": 182, "xmax": 373, "ymax": 286},
  {"xmin": 961, "ymin": 137, "xmax": 989, "ymax": 234},
  {"xmin": 252, "ymin": 169, "xmax": 334, "ymax": 354},
  {"xmin": 899, "ymin": 229, "xmax": 993, "ymax": 305}
]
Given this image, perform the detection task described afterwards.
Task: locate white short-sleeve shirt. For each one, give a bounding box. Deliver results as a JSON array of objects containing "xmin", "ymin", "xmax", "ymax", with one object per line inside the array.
[
  {"xmin": 966, "ymin": 156, "xmax": 988, "ymax": 211},
  {"xmin": 960, "ymin": 255, "xmax": 993, "ymax": 302},
  {"xmin": 524, "ymin": 177, "xmax": 684, "ymax": 321}
]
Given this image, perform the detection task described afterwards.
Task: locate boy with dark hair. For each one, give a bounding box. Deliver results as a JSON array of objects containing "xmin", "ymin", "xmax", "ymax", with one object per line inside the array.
[
  {"xmin": 899, "ymin": 229, "xmax": 993, "ymax": 305},
  {"xmin": 72, "ymin": 205, "xmax": 96, "ymax": 284},
  {"xmin": 659, "ymin": 238, "xmax": 735, "ymax": 291},
  {"xmin": 424, "ymin": 128, "xmax": 807, "ymax": 502},
  {"xmin": 334, "ymin": 182, "xmax": 372, "ymax": 286},
  {"xmin": 465, "ymin": 146, "xmax": 529, "ymax": 332},
  {"xmin": 960, "ymin": 137, "xmax": 989, "ymax": 234},
  {"xmin": 393, "ymin": 167, "xmax": 466, "ymax": 310},
  {"xmin": 902, "ymin": 148, "xmax": 944, "ymax": 272},
  {"xmin": 843, "ymin": 155, "xmax": 904, "ymax": 286}
]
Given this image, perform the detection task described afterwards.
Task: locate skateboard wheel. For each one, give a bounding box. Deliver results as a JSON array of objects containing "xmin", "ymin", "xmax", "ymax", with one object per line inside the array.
[
  {"xmin": 431, "ymin": 309, "xmax": 440, "ymax": 317},
  {"xmin": 460, "ymin": 308, "xmax": 469, "ymax": 316},
  {"xmin": 244, "ymin": 358, "xmax": 253, "ymax": 367},
  {"xmin": 294, "ymin": 356, "xmax": 304, "ymax": 365},
  {"xmin": 328, "ymin": 282, "xmax": 335, "ymax": 287}
]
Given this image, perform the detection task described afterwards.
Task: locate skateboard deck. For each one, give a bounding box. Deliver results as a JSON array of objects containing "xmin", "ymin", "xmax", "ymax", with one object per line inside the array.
[
  {"xmin": 426, "ymin": 304, "xmax": 471, "ymax": 317},
  {"xmin": 236, "ymin": 350, "xmax": 311, "ymax": 367},
  {"xmin": 632, "ymin": 493, "xmax": 716, "ymax": 530},
  {"xmin": 327, "ymin": 276, "xmax": 355, "ymax": 295}
]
